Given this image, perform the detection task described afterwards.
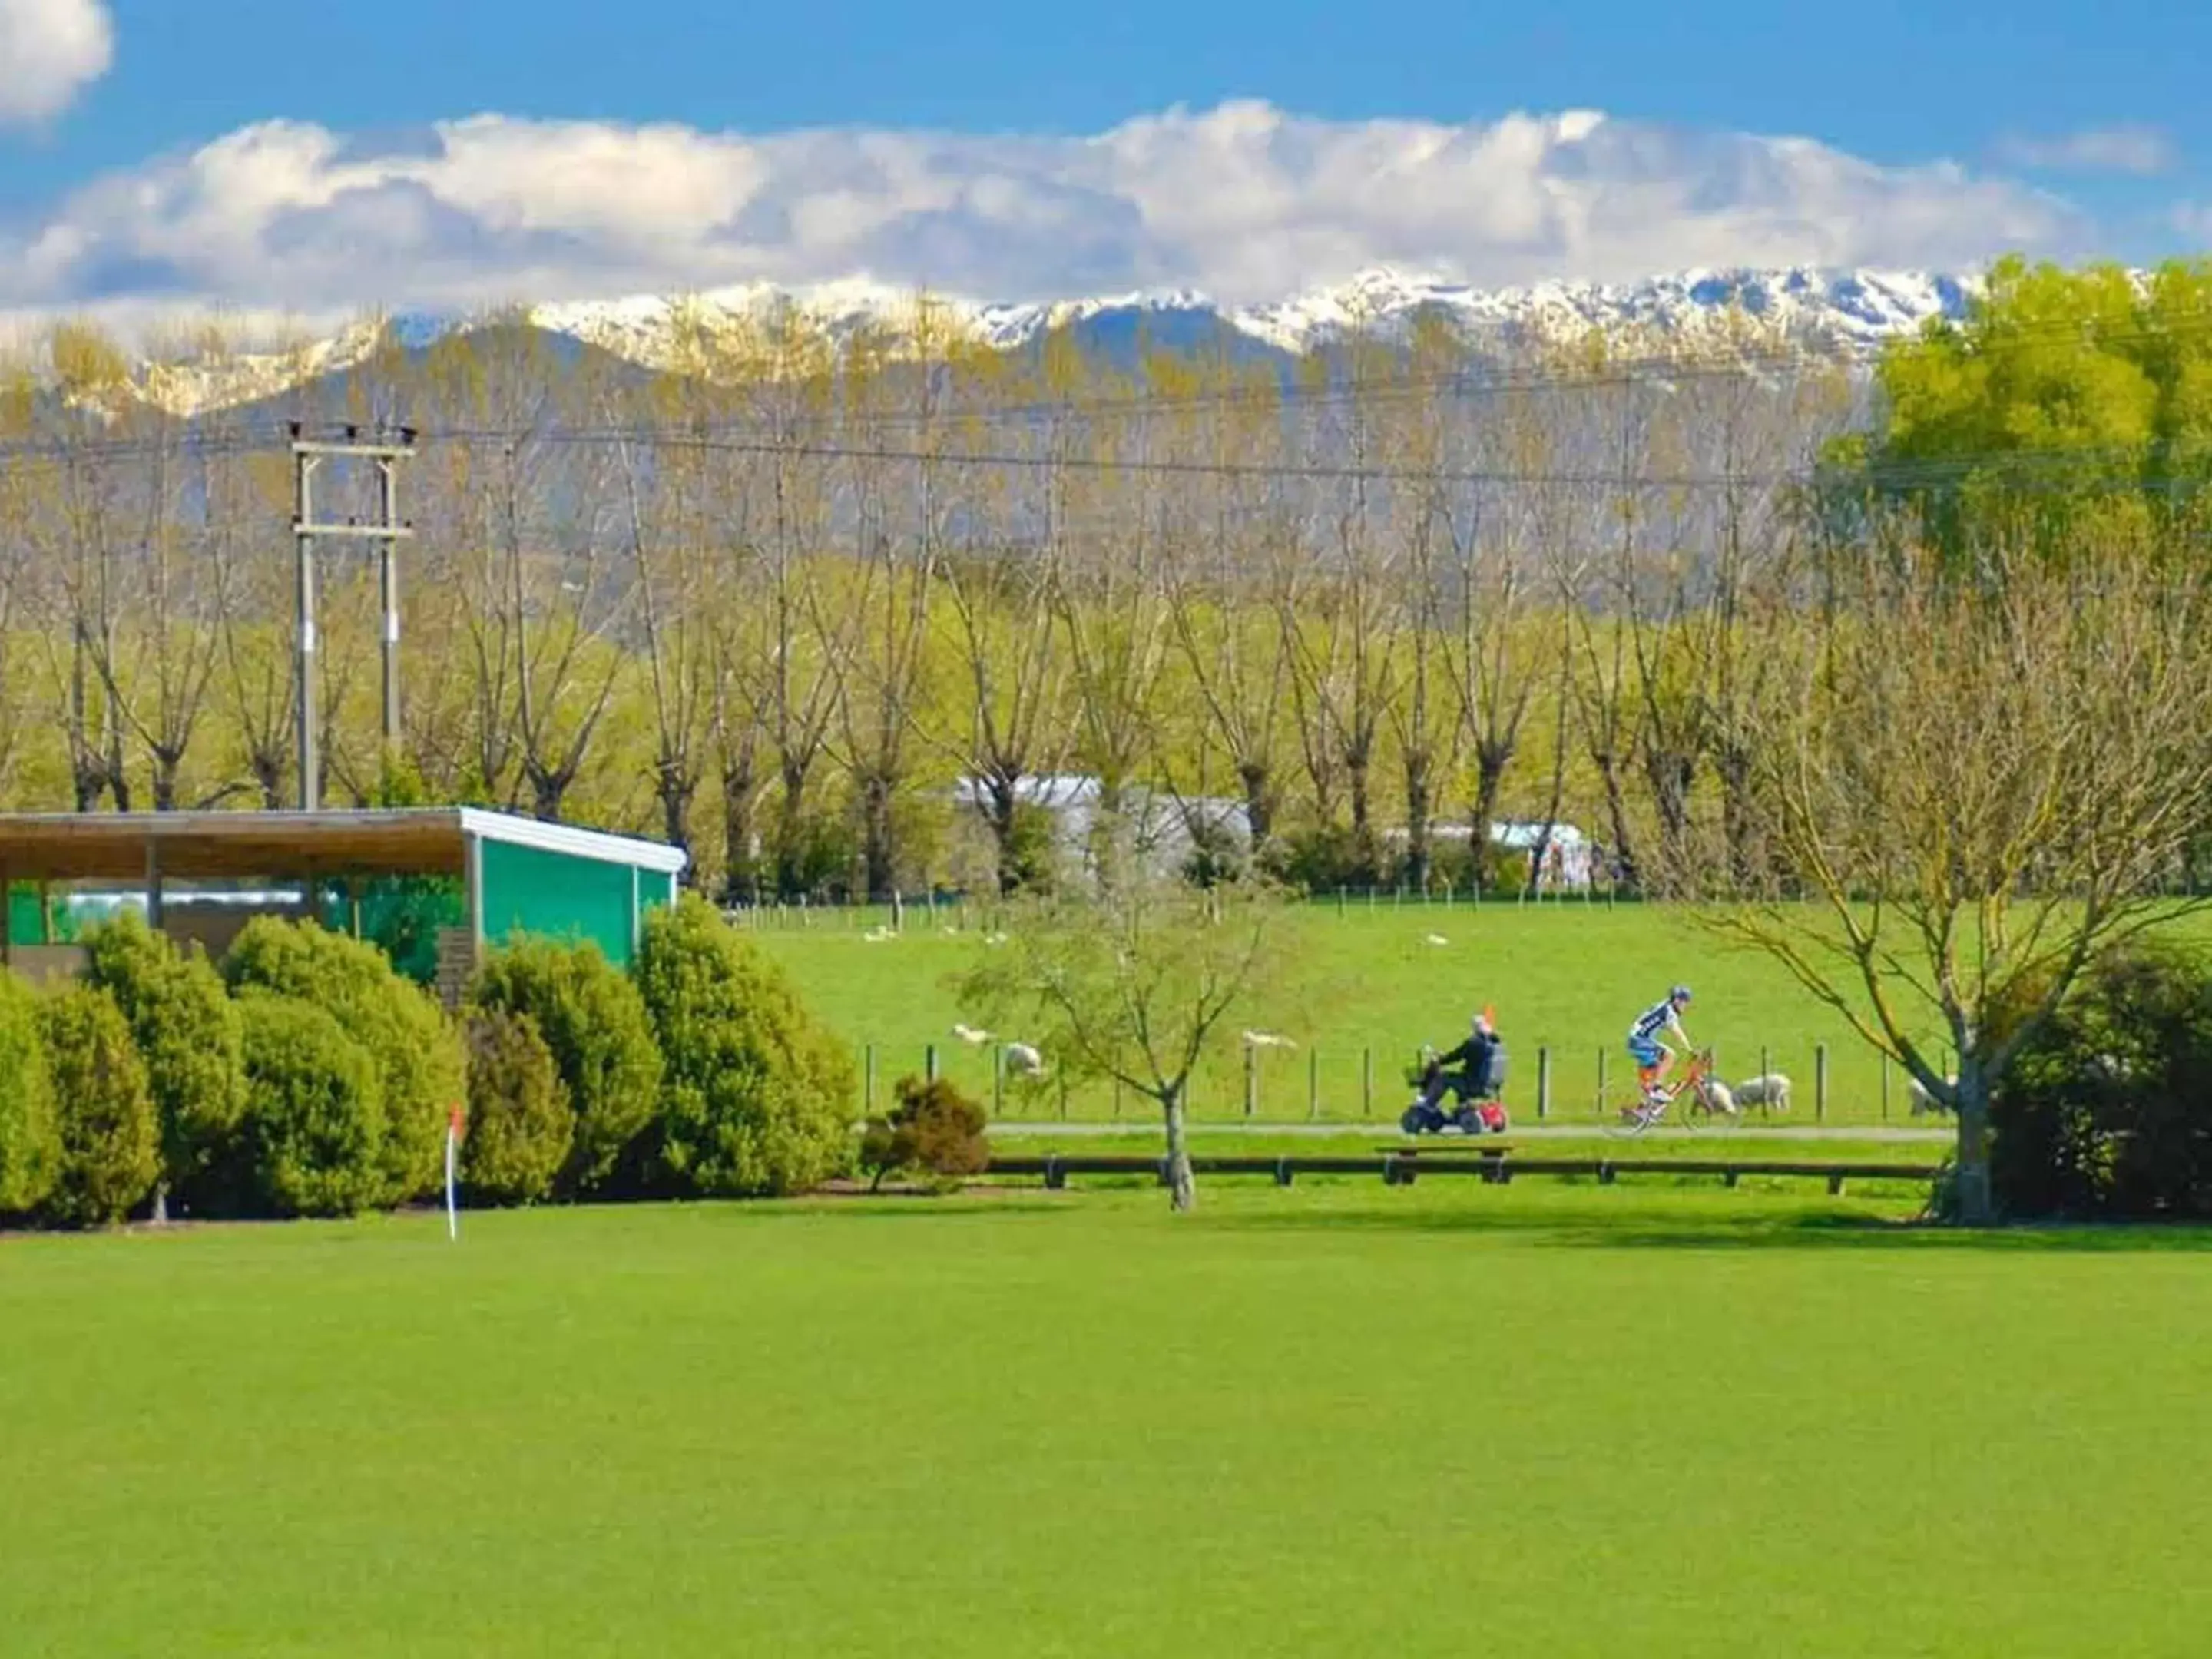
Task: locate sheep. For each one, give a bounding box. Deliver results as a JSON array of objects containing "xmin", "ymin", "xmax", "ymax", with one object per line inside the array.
[
  {"xmin": 1002, "ymin": 1042, "xmax": 1045, "ymax": 1077},
  {"xmin": 1241, "ymin": 1030, "xmax": 1296, "ymax": 1050},
  {"xmin": 951, "ymin": 1023, "xmax": 994, "ymax": 1047},
  {"xmin": 1730, "ymin": 1072, "xmax": 1793, "ymax": 1114},
  {"xmin": 1907, "ymin": 1073, "xmax": 1958, "ymax": 1117},
  {"xmin": 1698, "ymin": 1078, "xmax": 1740, "ymax": 1117}
]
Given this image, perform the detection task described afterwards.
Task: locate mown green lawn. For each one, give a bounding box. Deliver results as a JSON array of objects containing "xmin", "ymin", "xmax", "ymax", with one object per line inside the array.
[
  {"xmin": 745, "ymin": 899, "xmax": 2052, "ymax": 1124},
  {"xmin": 5, "ymin": 1187, "xmax": 2210, "ymax": 1656}
]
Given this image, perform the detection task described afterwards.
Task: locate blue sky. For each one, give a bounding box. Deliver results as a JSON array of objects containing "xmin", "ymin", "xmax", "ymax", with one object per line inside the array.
[{"xmin": 1, "ymin": 0, "xmax": 2206, "ymax": 332}]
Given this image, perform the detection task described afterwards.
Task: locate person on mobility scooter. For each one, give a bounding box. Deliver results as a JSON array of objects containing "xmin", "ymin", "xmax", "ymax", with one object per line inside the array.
[{"xmin": 1401, "ymin": 1008, "xmax": 1508, "ymax": 1135}]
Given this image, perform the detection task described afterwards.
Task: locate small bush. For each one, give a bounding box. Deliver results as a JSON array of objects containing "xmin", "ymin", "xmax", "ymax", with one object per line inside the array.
[
  {"xmin": 37, "ymin": 985, "xmax": 158, "ymax": 1227},
  {"xmin": 0, "ymin": 971, "xmax": 61, "ymax": 1217},
  {"xmin": 470, "ymin": 935, "xmax": 661, "ymax": 1197},
  {"xmin": 81, "ymin": 908, "xmax": 247, "ymax": 1212},
  {"xmin": 237, "ymin": 992, "xmax": 389, "ymax": 1219},
  {"xmin": 1992, "ymin": 942, "xmax": 2212, "ymax": 1219},
  {"xmin": 462, "ymin": 1008, "xmax": 573, "ymax": 1206},
  {"xmin": 634, "ymin": 892, "xmax": 857, "ymax": 1197},
  {"xmin": 224, "ymin": 917, "xmax": 464, "ymax": 1206},
  {"xmin": 859, "ymin": 1074, "xmax": 990, "ymax": 1191}
]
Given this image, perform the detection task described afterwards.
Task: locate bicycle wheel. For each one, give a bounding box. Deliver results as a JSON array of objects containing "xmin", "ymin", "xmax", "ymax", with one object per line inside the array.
[{"xmin": 1600, "ymin": 1088, "xmax": 1661, "ymax": 1139}]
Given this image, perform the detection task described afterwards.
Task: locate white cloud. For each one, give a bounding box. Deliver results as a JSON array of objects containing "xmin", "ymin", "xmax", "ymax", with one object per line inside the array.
[
  {"xmin": 0, "ymin": 0, "xmax": 113, "ymax": 128},
  {"xmin": 0, "ymin": 101, "xmax": 2096, "ymax": 335},
  {"xmin": 1994, "ymin": 124, "xmax": 2177, "ymax": 177}
]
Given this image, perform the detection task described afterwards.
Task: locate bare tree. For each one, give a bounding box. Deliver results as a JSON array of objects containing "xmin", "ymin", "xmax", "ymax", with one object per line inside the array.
[
  {"xmin": 955, "ymin": 863, "xmax": 1290, "ymax": 1211},
  {"xmin": 935, "ymin": 329, "xmax": 1075, "ymax": 893},
  {"xmin": 1669, "ymin": 541, "xmax": 2212, "ymax": 1224},
  {"xmin": 1165, "ymin": 355, "xmax": 1296, "ymax": 857}
]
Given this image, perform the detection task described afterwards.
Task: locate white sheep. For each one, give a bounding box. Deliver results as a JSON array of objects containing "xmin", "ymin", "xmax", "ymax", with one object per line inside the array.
[
  {"xmin": 1241, "ymin": 1030, "xmax": 1296, "ymax": 1050},
  {"xmin": 1907, "ymin": 1073, "xmax": 1957, "ymax": 1117},
  {"xmin": 1002, "ymin": 1042, "xmax": 1045, "ymax": 1076},
  {"xmin": 951, "ymin": 1023, "xmax": 994, "ymax": 1047},
  {"xmin": 1730, "ymin": 1072, "xmax": 1793, "ymax": 1113}
]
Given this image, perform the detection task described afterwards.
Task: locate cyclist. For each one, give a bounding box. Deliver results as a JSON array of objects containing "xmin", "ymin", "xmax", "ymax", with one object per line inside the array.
[{"xmin": 1628, "ymin": 985, "xmax": 1694, "ymax": 1108}]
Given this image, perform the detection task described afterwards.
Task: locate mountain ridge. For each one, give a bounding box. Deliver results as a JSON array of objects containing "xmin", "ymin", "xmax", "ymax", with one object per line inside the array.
[{"xmin": 65, "ymin": 264, "xmax": 1991, "ymax": 421}]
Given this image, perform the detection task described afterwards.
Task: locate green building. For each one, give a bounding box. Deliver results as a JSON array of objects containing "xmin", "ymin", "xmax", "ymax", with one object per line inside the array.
[{"xmin": 0, "ymin": 807, "xmax": 689, "ymax": 1002}]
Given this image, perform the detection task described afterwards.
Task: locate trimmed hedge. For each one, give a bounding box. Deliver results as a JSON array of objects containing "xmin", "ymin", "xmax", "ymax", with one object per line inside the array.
[
  {"xmin": 634, "ymin": 893, "xmax": 856, "ymax": 1197},
  {"xmin": 462, "ymin": 1008, "xmax": 574, "ymax": 1206},
  {"xmin": 0, "ymin": 970, "xmax": 61, "ymax": 1217},
  {"xmin": 224, "ymin": 918, "xmax": 464, "ymax": 1206},
  {"xmin": 470, "ymin": 935, "xmax": 661, "ymax": 1197},
  {"xmin": 38, "ymin": 985, "xmax": 158, "ymax": 1227},
  {"xmin": 81, "ymin": 908, "xmax": 247, "ymax": 1211},
  {"xmin": 237, "ymin": 992, "xmax": 389, "ymax": 1219}
]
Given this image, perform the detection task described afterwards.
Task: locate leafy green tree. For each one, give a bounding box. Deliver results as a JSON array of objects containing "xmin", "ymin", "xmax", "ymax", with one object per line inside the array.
[
  {"xmin": 224, "ymin": 917, "xmax": 464, "ymax": 1206},
  {"xmin": 471, "ymin": 935, "xmax": 662, "ymax": 1196},
  {"xmin": 81, "ymin": 908, "xmax": 247, "ymax": 1215},
  {"xmin": 633, "ymin": 893, "xmax": 856, "ymax": 1197},
  {"xmin": 0, "ymin": 971, "xmax": 60, "ymax": 1217},
  {"xmin": 1842, "ymin": 255, "xmax": 2212, "ymax": 563},
  {"xmin": 38, "ymin": 985, "xmax": 159, "ymax": 1227},
  {"xmin": 237, "ymin": 992, "xmax": 389, "ymax": 1219},
  {"xmin": 462, "ymin": 1008, "xmax": 574, "ymax": 1206}
]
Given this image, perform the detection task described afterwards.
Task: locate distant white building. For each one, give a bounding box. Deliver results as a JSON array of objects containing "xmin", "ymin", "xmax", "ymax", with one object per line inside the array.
[
  {"xmin": 1392, "ymin": 820, "xmax": 1597, "ymax": 890},
  {"xmin": 949, "ymin": 774, "xmax": 1252, "ymax": 879}
]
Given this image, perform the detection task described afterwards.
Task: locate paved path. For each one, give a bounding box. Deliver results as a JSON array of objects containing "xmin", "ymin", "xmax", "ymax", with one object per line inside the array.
[{"xmin": 992, "ymin": 1120, "xmax": 1953, "ymax": 1144}]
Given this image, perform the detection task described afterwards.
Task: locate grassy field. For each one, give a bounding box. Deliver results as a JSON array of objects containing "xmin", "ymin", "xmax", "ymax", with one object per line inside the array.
[
  {"xmin": 744, "ymin": 897, "xmax": 2000, "ymax": 1125},
  {"xmin": 5, "ymin": 1187, "xmax": 2210, "ymax": 1656}
]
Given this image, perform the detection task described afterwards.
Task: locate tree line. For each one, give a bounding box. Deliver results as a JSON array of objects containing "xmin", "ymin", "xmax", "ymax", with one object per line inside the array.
[{"xmin": 2, "ymin": 257, "xmax": 2209, "ymax": 916}]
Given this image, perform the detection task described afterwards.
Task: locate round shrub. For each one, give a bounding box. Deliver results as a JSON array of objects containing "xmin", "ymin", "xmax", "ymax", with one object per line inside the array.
[
  {"xmin": 0, "ymin": 970, "xmax": 61, "ymax": 1217},
  {"xmin": 470, "ymin": 935, "xmax": 661, "ymax": 1197},
  {"xmin": 633, "ymin": 892, "xmax": 857, "ymax": 1197},
  {"xmin": 237, "ymin": 992, "xmax": 388, "ymax": 1218},
  {"xmin": 462, "ymin": 1008, "xmax": 574, "ymax": 1206},
  {"xmin": 859, "ymin": 1073, "xmax": 990, "ymax": 1191},
  {"xmin": 81, "ymin": 907, "xmax": 247, "ymax": 1212},
  {"xmin": 37, "ymin": 985, "xmax": 158, "ymax": 1227},
  {"xmin": 224, "ymin": 917, "xmax": 464, "ymax": 1206}
]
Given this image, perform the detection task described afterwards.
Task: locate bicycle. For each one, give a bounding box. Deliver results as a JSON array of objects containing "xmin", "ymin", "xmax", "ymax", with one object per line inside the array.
[{"xmin": 1602, "ymin": 1046, "xmax": 1733, "ymax": 1137}]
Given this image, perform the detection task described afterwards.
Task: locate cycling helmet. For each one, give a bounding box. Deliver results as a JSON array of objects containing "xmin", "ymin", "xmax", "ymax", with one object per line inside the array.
[{"xmin": 1671, "ymin": 985, "xmax": 1692, "ymax": 1002}]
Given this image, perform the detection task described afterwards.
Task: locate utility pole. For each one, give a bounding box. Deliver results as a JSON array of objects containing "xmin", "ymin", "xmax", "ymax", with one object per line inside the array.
[{"xmin": 289, "ymin": 422, "xmax": 416, "ymax": 810}]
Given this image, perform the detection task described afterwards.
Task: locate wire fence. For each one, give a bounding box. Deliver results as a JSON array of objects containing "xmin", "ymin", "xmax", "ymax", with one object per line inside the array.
[{"xmin": 838, "ymin": 1033, "xmax": 1945, "ymax": 1128}]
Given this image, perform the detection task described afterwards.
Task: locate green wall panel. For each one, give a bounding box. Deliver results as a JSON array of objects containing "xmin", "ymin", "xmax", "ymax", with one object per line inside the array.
[{"xmin": 477, "ymin": 838, "xmax": 644, "ymax": 966}]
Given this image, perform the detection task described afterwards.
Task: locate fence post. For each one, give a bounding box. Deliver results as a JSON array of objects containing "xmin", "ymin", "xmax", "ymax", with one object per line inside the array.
[
  {"xmin": 1815, "ymin": 1044, "xmax": 1828, "ymax": 1123},
  {"xmin": 1113, "ymin": 1075, "xmax": 1123, "ymax": 1121},
  {"xmin": 864, "ymin": 1043, "xmax": 876, "ymax": 1114},
  {"xmin": 993, "ymin": 1045, "xmax": 1005, "ymax": 1119},
  {"xmin": 926, "ymin": 1043, "xmax": 939, "ymax": 1084},
  {"xmin": 1537, "ymin": 1045, "xmax": 1551, "ymax": 1121},
  {"xmin": 1880, "ymin": 1052, "xmax": 1890, "ymax": 1121},
  {"xmin": 1760, "ymin": 1044, "xmax": 1772, "ymax": 1120},
  {"xmin": 1595, "ymin": 1047, "xmax": 1608, "ymax": 1114},
  {"xmin": 1058, "ymin": 1071, "xmax": 1068, "ymax": 1121},
  {"xmin": 1243, "ymin": 1044, "xmax": 1257, "ymax": 1118},
  {"xmin": 1363, "ymin": 1048, "xmax": 1373, "ymax": 1118},
  {"xmin": 1308, "ymin": 1049, "xmax": 1320, "ymax": 1121}
]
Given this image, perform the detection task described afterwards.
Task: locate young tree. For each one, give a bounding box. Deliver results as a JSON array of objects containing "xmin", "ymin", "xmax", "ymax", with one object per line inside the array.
[
  {"xmin": 1665, "ymin": 541, "xmax": 2212, "ymax": 1224},
  {"xmin": 956, "ymin": 864, "xmax": 1290, "ymax": 1211}
]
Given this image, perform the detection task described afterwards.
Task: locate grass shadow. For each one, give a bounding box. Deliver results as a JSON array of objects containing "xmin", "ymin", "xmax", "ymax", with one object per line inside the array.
[{"xmin": 1200, "ymin": 1191, "xmax": 2212, "ymax": 1253}]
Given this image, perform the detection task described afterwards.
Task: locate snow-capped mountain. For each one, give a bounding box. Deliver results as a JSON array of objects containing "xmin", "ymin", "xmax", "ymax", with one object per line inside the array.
[{"xmin": 88, "ymin": 265, "xmax": 1987, "ymax": 421}]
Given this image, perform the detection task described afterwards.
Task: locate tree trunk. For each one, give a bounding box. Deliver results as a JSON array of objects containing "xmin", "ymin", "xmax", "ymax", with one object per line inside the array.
[
  {"xmin": 859, "ymin": 771, "xmax": 896, "ymax": 902},
  {"xmin": 1237, "ymin": 760, "xmax": 1273, "ymax": 853},
  {"xmin": 1403, "ymin": 760, "xmax": 1432, "ymax": 892},
  {"xmin": 1952, "ymin": 1056, "xmax": 1994, "ymax": 1226},
  {"xmin": 1161, "ymin": 1081, "xmax": 1194, "ymax": 1213},
  {"xmin": 720, "ymin": 758, "xmax": 760, "ymax": 906}
]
